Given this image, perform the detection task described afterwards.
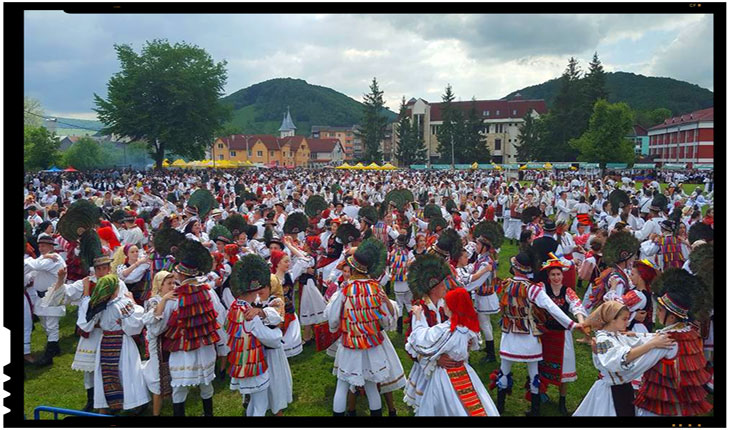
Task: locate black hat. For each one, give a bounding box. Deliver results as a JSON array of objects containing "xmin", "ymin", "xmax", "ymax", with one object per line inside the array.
[
  {"xmin": 268, "ymin": 235, "xmax": 284, "ymax": 248},
  {"xmin": 603, "ymin": 230, "xmax": 639, "ymax": 265},
  {"xmin": 173, "ymin": 239, "xmax": 213, "ymax": 277},
  {"xmin": 407, "ymin": 254, "xmax": 451, "ymax": 299},
  {"xmin": 543, "ymin": 220, "xmax": 557, "ymax": 232},
  {"xmin": 36, "ymin": 233, "xmax": 56, "ymax": 246},
  {"xmin": 283, "ymin": 212, "xmax": 309, "ymax": 235},
  {"xmin": 347, "ymin": 237, "xmax": 386, "ymax": 277},
  {"xmin": 660, "ymin": 219, "xmax": 676, "ymax": 233},
  {"xmin": 396, "ymin": 234, "xmax": 409, "ymax": 247},
  {"xmin": 230, "ymin": 254, "xmax": 271, "ymax": 296},
  {"xmin": 210, "ymin": 224, "xmax": 233, "ymax": 244},
  {"xmin": 510, "ymin": 252, "xmax": 534, "ymax": 274}
]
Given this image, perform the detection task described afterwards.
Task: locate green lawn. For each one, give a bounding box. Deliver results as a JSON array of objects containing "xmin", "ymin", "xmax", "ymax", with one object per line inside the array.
[{"xmin": 24, "ymin": 240, "xmax": 712, "ymax": 417}]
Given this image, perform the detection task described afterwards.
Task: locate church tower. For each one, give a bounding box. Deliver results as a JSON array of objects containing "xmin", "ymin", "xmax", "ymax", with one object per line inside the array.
[{"xmin": 279, "ymin": 106, "xmax": 297, "ymax": 138}]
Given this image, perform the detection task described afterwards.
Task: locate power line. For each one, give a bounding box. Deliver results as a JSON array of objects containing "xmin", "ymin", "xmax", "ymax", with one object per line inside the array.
[{"xmin": 24, "ymin": 110, "xmax": 104, "ymax": 133}]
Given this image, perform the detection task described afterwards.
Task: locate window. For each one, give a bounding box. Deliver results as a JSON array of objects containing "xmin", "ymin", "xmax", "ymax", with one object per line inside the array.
[
  {"xmin": 495, "ymin": 110, "xmax": 500, "ymax": 116},
  {"xmin": 512, "ymin": 109, "xmax": 517, "ymax": 116},
  {"xmin": 218, "ymin": 143, "xmax": 224, "ymax": 149},
  {"xmin": 270, "ymin": 151, "xmax": 274, "ymax": 156},
  {"xmin": 248, "ymin": 150, "xmax": 252, "ymax": 157},
  {"xmin": 495, "ymin": 139, "xmax": 502, "ymax": 150},
  {"xmin": 230, "ymin": 151, "xmax": 236, "ymax": 157},
  {"xmin": 257, "ymin": 151, "xmax": 263, "ymax": 157},
  {"xmin": 483, "ymin": 110, "xmax": 490, "ymax": 116},
  {"xmin": 218, "ymin": 155, "xmax": 224, "ymax": 160}
]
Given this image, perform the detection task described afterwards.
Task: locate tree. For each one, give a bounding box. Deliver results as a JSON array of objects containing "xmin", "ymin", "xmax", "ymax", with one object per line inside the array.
[
  {"xmin": 633, "ymin": 107, "xmax": 672, "ymax": 128},
  {"xmin": 543, "ymin": 57, "xmax": 590, "ymax": 161},
  {"xmin": 93, "ymin": 39, "xmax": 231, "ymax": 169},
  {"xmin": 62, "ymin": 137, "xmax": 104, "ymax": 171},
  {"xmin": 394, "ymin": 97, "xmax": 426, "ymax": 166},
  {"xmin": 436, "ymin": 84, "xmax": 459, "ymax": 164},
  {"xmin": 357, "ymin": 77, "xmax": 388, "ymax": 163},
  {"xmin": 514, "ymin": 111, "xmax": 545, "ymax": 161},
  {"xmin": 584, "ymin": 52, "xmax": 608, "ymax": 107},
  {"xmin": 569, "ymin": 99, "xmax": 635, "ymax": 166},
  {"xmin": 462, "ymin": 98, "xmax": 490, "ymax": 163},
  {"xmin": 24, "ymin": 96, "xmax": 44, "ymax": 127},
  {"xmin": 25, "ymin": 126, "xmax": 60, "ymax": 170}
]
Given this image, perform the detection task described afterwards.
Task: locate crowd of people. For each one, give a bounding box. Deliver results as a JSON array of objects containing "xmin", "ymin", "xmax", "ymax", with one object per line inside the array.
[{"xmin": 23, "ymin": 166, "xmax": 714, "ymax": 417}]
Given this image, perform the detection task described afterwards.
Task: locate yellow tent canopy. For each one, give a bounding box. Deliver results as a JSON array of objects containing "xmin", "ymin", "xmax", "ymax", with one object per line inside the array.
[
  {"xmin": 217, "ymin": 159, "xmax": 236, "ymax": 168},
  {"xmin": 519, "ymin": 164, "xmax": 527, "ymax": 170},
  {"xmin": 336, "ymin": 162, "xmax": 351, "ymax": 169},
  {"xmin": 366, "ymin": 162, "xmax": 380, "ymax": 170},
  {"xmin": 544, "ymin": 162, "xmax": 553, "ymax": 169},
  {"xmin": 162, "ymin": 159, "xmax": 171, "ymax": 167},
  {"xmin": 352, "ymin": 162, "xmax": 365, "ymax": 170},
  {"xmin": 381, "ymin": 162, "xmax": 397, "ymax": 170},
  {"xmin": 172, "ymin": 159, "xmax": 187, "ymax": 167},
  {"xmin": 471, "ymin": 162, "xmax": 479, "ymax": 170}
]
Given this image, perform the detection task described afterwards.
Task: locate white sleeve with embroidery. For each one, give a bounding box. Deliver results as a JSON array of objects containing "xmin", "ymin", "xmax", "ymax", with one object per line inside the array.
[{"xmin": 530, "ymin": 284, "xmax": 575, "ymax": 330}]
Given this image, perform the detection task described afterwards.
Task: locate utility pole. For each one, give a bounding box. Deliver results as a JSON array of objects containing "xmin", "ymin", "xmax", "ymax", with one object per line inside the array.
[{"xmin": 451, "ymin": 134, "xmax": 455, "ymax": 170}]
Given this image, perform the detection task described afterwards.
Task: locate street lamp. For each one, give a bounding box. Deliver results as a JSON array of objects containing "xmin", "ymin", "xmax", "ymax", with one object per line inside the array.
[{"xmin": 451, "ymin": 134, "xmax": 455, "ymax": 169}]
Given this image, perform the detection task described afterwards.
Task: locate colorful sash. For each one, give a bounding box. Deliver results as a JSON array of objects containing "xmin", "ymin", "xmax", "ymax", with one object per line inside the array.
[
  {"xmin": 659, "ymin": 236, "xmax": 685, "ymax": 269},
  {"xmin": 314, "ymin": 321, "xmax": 341, "ymax": 352},
  {"xmin": 100, "ymin": 330, "xmax": 124, "ymax": 410},
  {"xmin": 390, "ymin": 249, "xmax": 409, "ymax": 282},
  {"xmin": 445, "ymin": 364, "xmax": 488, "ymax": 416}
]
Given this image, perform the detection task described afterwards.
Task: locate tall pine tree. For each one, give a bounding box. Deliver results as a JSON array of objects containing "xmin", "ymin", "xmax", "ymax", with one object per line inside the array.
[
  {"xmin": 357, "ymin": 77, "xmax": 388, "ymax": 163},
  {"xmin": 394, "ymin": 96, "xmax": 426, "ymax": 166},
  {"xmin": 514, "ymin": 111, "xmax": 544, "ymax": 162},
  {"xmin": 543, "ymin": 57, "xmax": 586, "ymax": 161},
  {"xmin": 463, "ymin": 98, "xmax": 490, "ymax": 163},
  {"xmin": 436, "ymin": 84, "xmax": 458, "ymax": 164},
  {"xmin": 584, "ymin": 52, "xmax": 609, "ymax": 108}
]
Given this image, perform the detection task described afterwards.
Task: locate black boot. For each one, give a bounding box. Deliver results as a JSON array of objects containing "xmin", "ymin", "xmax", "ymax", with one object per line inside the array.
[
  {"xmin": 481, "ymin": 340, "xmax": 496, "ymax": 364},
  {"xmin": 345, "ymin": 409, "xmax": 356, "ymax": 416},
  {"xmin": 202, "ymin": 397, "xmax": 213, "ymax": 417},
  {"xmin": 333, "ymin": 411, "xmax": 345, "ymax": 416},
  {"xmin": 370, "ymin": 408, "xmax": 382, "ymax": 417},
  {"xmin": 82, "ymin": 388, "xmax": 94, "ymax": 412},
  {"xmin": 388, "ymin": 408, "xmax": 397, "ymax": 417},
  {"xmin": 46, "ymin": 341, "xmax": 61, "ymax": 357},
  {"xmin": 396, "ymin": 316, "xmax": 403, "ymax": 335},
  {"xmin": 525, "ymin": 393, "xmax": 540, "ymax": 416},
  {"xmin": 32, "ymin": 351, "xmax": 53, "ymax": 367},
  {"xmin": 558, "ymin": 396, "xmax": 568, "ymax": 416},
  {"xmin": 172, "ymin": 402, "xmax": 185, "ymax": 417},
  {"xmin": 496, "ymin": 389, "xmax": 507, "ymax": 414}
]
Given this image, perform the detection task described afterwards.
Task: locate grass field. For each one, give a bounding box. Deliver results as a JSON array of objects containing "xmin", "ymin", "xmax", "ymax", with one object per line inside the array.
[{"xmin": 24, "ymin": 240, "xmax": 713, "ymax": 418}]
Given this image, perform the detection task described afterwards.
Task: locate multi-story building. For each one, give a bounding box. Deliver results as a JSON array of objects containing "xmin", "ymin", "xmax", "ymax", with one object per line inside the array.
[
  {"xmin": 311, "ymin": 125, "xmax": 358, "ymax": 160},
  {"xmin": 647, "ymin": 107, "xmax": 713, "ymax": 167},
  {"xmin": 627, "ymin": 124, "xmax": 649, "ymax": 157},
  {"xmin": 404, "ymin": 94, "xmax": 548, "ymax": 164},
  {"xmin": 307, "ymin": 138, "xmax": 345, "ymax": 167}
]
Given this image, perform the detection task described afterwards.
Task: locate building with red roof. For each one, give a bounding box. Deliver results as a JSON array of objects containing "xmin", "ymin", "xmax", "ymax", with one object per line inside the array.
[
  {"xmin": 404, "ymin": 93, "xmax": 548, "ymax": 164},
  {"xmin": 647, "ymin": 107, "xmax": 713, "ymax": 167}
]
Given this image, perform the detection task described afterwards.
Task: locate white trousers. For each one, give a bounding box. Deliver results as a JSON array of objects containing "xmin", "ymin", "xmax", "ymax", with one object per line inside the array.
[
  {"xmin": 478, "ymin": 313, "xmax": 494, "ymax": 342},
  {"xmin": 245, "ymin": 390, "xmax": 269, "ymax": 417},
  {"xmin": 394, "ymin": 289, "xmax": 413, "ymax": 317},
  {"xmin": 84, "ymin": 371, "xmax": 95, "ymax": 389},
  {"xmin": 39, "ymin": 315, "xmax": 60, "ymax": 342},
  {"xmin": 24, "ymin": 296, "xmax": 32, "ymax": 355},
  {"xmin": 333, "ymin": 379, "xmax": 381, "ymax": 413},
  {"xmin": 172, "ymin": 382, "xmax": 214, "ymax": 403},
  {"xmin": 499, "ymin": 360, "xmax": 539, "ymax": 394}
]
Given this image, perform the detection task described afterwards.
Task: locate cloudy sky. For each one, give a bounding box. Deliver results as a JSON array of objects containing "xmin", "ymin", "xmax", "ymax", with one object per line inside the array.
[{"xmin": 24, "ymin": 12, "xmax": 713, "ymax": 119}]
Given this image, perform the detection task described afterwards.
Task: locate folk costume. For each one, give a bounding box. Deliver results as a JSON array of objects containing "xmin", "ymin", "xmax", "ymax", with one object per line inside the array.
[
  {"xmin": 140, "ymin": 271, "xmax": 175, "ymax": 404},
  {"xmin": 226, "ymin": 254, "xmax": 287, "ymax": 416},
  {"xmin": 407, "ymin": 287, "xmax": 499, "ymax": 417},
  {"xmin": 536, "ymin": 258, "xmax": 587, "ymax": 414},
  {"xmin": 389, "ymin": 234, "xmax": 413, "ymax": 333},
  {"xmin": 403, "ymin": 254, "xmax": 452, "ymax": 412},
  {"xmin": 269, "ymin": 248, "xmax": 314, "ymax": 357},
  {"xmin": 76, "ymin": 274, "xmax": 150, "ymax": 412},
  {"xmin": 157, "ymin": 240, "xmax": 226, "ymax": 417},
  {"xmin": 116, "ymin": 244, "xmax": 152, "ymax": 305},
  {"xmin": 635, "ymin": 269, "xmax": 713, "ymax": 417},
  {"xmin": 584, "ymin": 231, "xmax": 639, "ymax": 313},
  {"xmin": 489, "ymin": 252, "xmax": 580, "ymax": 417},
  {"xmin": 326, "ymin": 238, "xmax": 394, "ymax": 416}
]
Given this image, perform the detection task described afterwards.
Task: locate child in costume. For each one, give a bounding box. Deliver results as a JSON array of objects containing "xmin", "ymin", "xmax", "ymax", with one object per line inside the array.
[
  {"xmin": 76, "ymin": 274, "xmax": 150, "ymax": 414},
  {"xmin": 325, "ymin": 238, "xmax": 396, "ymax": 416},
  {"xmin": 141, "ymin": 270, "xmax": 175, "ymax": 416},
  {"xmin": 156, "ymin": 239, "xmax": 227, "ymax": 416},
  {"xmin": 635, "ymin": 268, "xmax": 713, "ymax": 417},
  {"xmin": 573, "ymin": 301, "xmax": 677, "ymax": 416},
  {"xmin": 408, "ymin": 287, "xmax": 500, "ymax": 416},
  {"xmin": 226, "ymin": 254, "xmax": 288, "ymax": 416}
]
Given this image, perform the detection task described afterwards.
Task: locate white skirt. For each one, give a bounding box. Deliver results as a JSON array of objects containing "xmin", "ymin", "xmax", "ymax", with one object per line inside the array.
[
  {"xmin": 404, "ymin": 361, "xmax": 427, "ymax": 411},
  {"xmin": 416, "ymin": 364, "xmax": 500, "ymax": 417},
  {"xmin": 347, "ymin": 334, "xmax": 405, "ymax": 394},
  {"xmin": 93, "ymin": 334, "xmax": 151, "ymax": 410},
  {"xmin": 504, "ymin": 218, "xmax": 522, "ymax": 240},
  {"xmin": 474, "ymin": 293, "xmax": 499, "ymax": 315},
  {"xmin": 72, "ymin": 328, "xmax": 102, "ymax": 372},
  {"xmin": 573, "ymin": 379, "xmax": 618, "ymax": 416},
  {"xmin": 265, "ymin": 346, "xmax": 293, "ymax": 414},
  {"xmin": 499, "ymin": 331, "xmax": 543, "ymax": 362},
  {"xmin": 299, "ymin": 279, "xmax": 327, "ymax": 326},
  {"xmin": 326, "ymin": 337, "xmax": 340, "ymax": 358},
  {"xmin": 561, "ymin": 331, "xmax": 577, "ymax": 383},
  {"xmin": 283, "ymin": 314, "xmax": 303, "ymax": 357},
  {"xmin": 333, "ymin": 342, "xmax": 391, "ymax": 387},
  {"xmin": 141, "ymin": 336, "xmax": 162, "ymax": 395},
  {"xmin": 168, "ymin": 344, "xmax": 217, "ymax": 388},
  {"xmin": 230, "ymin": 369, "xmax": 270, "ymax": 395}
]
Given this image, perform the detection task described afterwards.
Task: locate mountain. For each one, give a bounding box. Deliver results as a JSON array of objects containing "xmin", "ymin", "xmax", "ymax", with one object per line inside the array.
[
  {"xmin": 221, "ymin": 78, "xmax": 397, "ymax": 136},
  {"xmin": 502, "ymin": 71, "xmax": 713, "ymax": 116}
]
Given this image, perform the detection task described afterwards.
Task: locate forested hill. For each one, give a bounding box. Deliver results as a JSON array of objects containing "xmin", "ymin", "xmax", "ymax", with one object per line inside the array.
[
  {"xmin": 502, "ymin": 71, "xmax": 713, "ymax": 116},
  {"xmin": 221, "ymin": 78, "xmax": 397, "ymax": 136}
]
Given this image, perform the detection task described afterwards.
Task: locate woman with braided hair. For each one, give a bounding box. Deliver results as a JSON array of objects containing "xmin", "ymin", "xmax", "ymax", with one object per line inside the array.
[{"xmin": 573, "ymin": 301, "xmax": 676, "ymax": 416}]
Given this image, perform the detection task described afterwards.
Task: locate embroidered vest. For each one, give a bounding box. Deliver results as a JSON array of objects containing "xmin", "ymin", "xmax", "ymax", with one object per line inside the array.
[
  {"xmin": 340, "ymin": 279, "xmax": 385, "ymax": 349},
  {"xmin": 225, "ymin": 300, "xmax": 268, "ymax": 378},
  {"xmin": 544, "ymin": 286, "xmax": 571, "ymax": 331},
  {"xmin": 474, "ymin": 254, "xmax": 498, "ymax": 296},
  {"xmin": 162, "ymin": 280, "xmax": 221, "ymax": 352},
  {"xmin": 587, "ymin": 266, "xmax": 627, "ymax": 310},
  {"xmin": 389, "ymin": 248, "xmax": 409, "ymax": 282},
  {"xmin": 659, "ymin": 236, "xmax": 685, "ymax": 269},
  {"xmin": 405, "ymin": 298, "xmax": 447, "ymax": 338},
  {"xmin": 281, "ymin": 273, "xmax": 295, "ymax": 315},
  {"xmin": 635, "ymin": 324, "xmax": 712, "ymax": 416},
  {"xmin": 373, "ymin": 221, "xmax": 389, "ymax": 245},
  {"xmin": 499, "ymin": 278, "xmax": 542, "ymax": 336}
]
